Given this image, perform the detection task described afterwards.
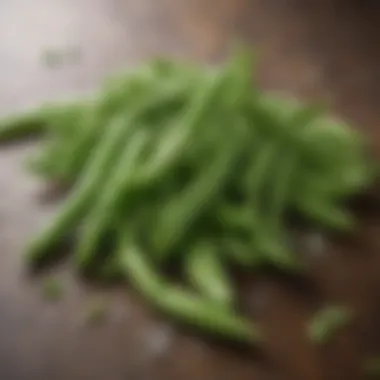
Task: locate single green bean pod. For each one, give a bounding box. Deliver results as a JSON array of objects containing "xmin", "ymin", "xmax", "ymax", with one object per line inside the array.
[
  {"xmin": 185, "ymin": 241, "xmax": 234, "ymax": 308},
  {"xmin": 75, "ymin": 128, "xmax": 151, "ymax": 268},
  {"xmin": 308, "ymin": 305, "xmax": 353, "ymax": 344},
  {"xmin": 118, "ymin": 236, "xmax": 260, "ymax": 343}
]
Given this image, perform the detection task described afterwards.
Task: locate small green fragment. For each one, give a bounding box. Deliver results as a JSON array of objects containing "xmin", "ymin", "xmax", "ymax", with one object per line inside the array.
[
  {"xmin": 84, "ymin": 299, "xmax": 108, "ymax": 325},
  {"xmin": 307, "ymin": 305, "xmax": 353, "ymax": 345},
  {"xmin": 42, "ymin": 49, "xmax": 64, "ymax": 68},
  {"xmin": 42, "ymin": 277, "xmax": 63, "ymax": 302},
  {"xmin": 185, "ymin": 241, "xmax": 234, "ymax": 307},
  {"xmin": 41, "ymin": 46, "xmax": 82, "ymax": 68},
  {"xmin": 364, "ymin": 357, "xmax": 380, "ymax": 376}
]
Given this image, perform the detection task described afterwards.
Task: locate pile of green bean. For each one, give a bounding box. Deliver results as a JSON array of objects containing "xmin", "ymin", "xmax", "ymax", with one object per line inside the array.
[{"xmin": 0, "ymin": 50, "xmax": 375, "ymax": 343}]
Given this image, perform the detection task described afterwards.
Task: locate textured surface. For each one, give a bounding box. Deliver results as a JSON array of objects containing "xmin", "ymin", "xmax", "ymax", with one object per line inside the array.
[{"xmin": 1, "ymin": 1, "xmax": 380, "ymax": 379}]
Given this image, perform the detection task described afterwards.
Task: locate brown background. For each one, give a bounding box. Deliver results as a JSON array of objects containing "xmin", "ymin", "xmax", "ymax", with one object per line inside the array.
[{"xmin": 1, "ymin": 1, "xmax": 380, "ymax": 379}]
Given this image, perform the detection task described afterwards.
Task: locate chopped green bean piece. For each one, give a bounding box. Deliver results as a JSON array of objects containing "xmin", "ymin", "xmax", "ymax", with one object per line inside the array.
[
  {"xmin": 308, "ymin": 305, "xmax": 353, "ymax": 344},
  {"xmin": 42, "ymin": 277, "xmax": 64, "ymax": 302}
]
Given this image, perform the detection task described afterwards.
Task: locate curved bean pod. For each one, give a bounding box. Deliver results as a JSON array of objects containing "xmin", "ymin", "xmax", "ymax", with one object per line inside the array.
[
  {"xmin": 308, "ymin": 305, "xmax": 353, "ymax": 344},
  {"xmin": 75, "ymin": 129, "xmax": 151, "ymax": 268},
  {"xmin": 151, "ymin": 125, "xmax": 246, "ymax": 260},
  {"xmin": 296, "ymin": 192, "xmax": 354, "ymax": 230},
  {"xmin": 26, "ymin": 110, "xmax": 140, "ymax": 264},
  {"xmin": 185, "ymin": 241, "xmax": 234, "ymax": 307},
  {"xmin": 118, "ymin": 236, "xmax": 260, "ymax": 343},
  {"xmin": 0, "ymin": 101, "xmax": 84, "ymax": 143}
]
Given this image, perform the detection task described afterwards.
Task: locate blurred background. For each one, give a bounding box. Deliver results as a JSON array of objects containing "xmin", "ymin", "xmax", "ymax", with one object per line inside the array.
[{"xmin": 1, "ymin": 0, "xmax": 380, "ymax": 379}]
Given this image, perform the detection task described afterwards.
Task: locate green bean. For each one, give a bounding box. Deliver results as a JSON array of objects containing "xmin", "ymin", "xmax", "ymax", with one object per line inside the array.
[
  {"xmin": 26, "ymin": 79, "xmax": 191, "ymax": 264},
  {"xmin": 24, "ymin": 139, "xmax": 61, "ymax": 179},
  {"xmin": 242, "ymin": 117, "xmax": 303, "ymax": 271},
  {"xmin": 244, "ymin": 141, "xmax": 277, "ymax": 210},
  {"xmin": 66, "ymin": 83, "xmax": 185, "ymax": 181},
  {"xmin": 151, "ymin": 124, "xmax": 246, "ymax": 259},
  {"xmin": 222, "ymin": 47, "xmax": 255, "ymax": 111},
  {"xmin": 185, "ymin": 241, "xmax": 234, "ymax": 307},
  {"xmin": 0, "ymin": 101, "xmax": 84, "ymax": 142},
  {"xmin": 55, "ymin": 76, "xmax": 146, "ymax": 180},
  {"xmin": 266, "ymin": 152, "xmax": 296, "ymax": 229},
  {"xmin": 245, "ymin": 94, "xmax": 322, "ymax": 146},
  {"xmin": 259, "ymin": 234, "xmax": 302, "ymax": 271},
  {"xmin": 307, "ymin": 305, "xmax": 353, "ymax": 344},
  {"xmin": 158, "ymin": 286, "xmax": 258, "ymax": 343},
  {"xmin": 221, "ymin": 236, "xmax": 261, "ymax": 267},
  {"xmin": 0, "ymin": 109, "xmax": 46, "ymax": 142},
  {"xmin": 299, "ymin": 171, "xmax": 353, "ymax": 200},
  {"xmin": 296, "ymin": 192, "xmax": 354, "ymax": 230},
  {"xmin": 24, "ymin": 104, "xmax": 86, "ymax": 180},
  {"xmin": 42, "ymin": 277, "xmax": 64, "ymax": 302},
  {"xmin": 363, "ymin": 357, "xmax": 380, "ymax": 376},
  {"xmin": 131, "ymin": 110, "xmax": 201, "ymax": 186},
  {"xmin": 212, "ymin": 203, "xmax": 262, "ymax": 266},
  {"xmin": 25, "ymin": 110, "xmax": 140, "ymax": 264},
  {"xmin": 98, "ymin": 257, "xmax": 123, "ymax": 281},
  {"xmin": 118, "ymin": 236, "xmax": 259, "ymax": 343},
  {"xmin": 59, "ymin": 71, "xmax": 193, "ymax": 180},
  {"xmin": 57, "ymin": 101, "xmax": 128, "ymax": 180},
  {"xmin": 75, "ymin": 129, "xmax": 151, "ymax": 268},
  {"xmin": 75, "ymin": 83, "xmax": 221, "ymax": 268},
  {"xmin": 243, "ymin": 142, "xmax": 296, "ymax": 268},
  {"xmin": 2, "ymin": 49, "xmax": 375, "ymax": 346},
  {"xmin": 84, "ymin": 299, "xmax": 108, "ymax": 325},
  {"xmin": 217, "ymin": 203, "xmax": 255, "ymax": 233},
  {"xmin": 253, "ymin": 94, "xmax": 306, "ymax": 139},
  {"xmin": 300, "ymin": 117, "xmax": 367, "ymax": 172},
  {"xmin": 258, "ymin": 152, "xmax": 300, "ymax": 270},
  {"xmin": 299, "ymin": 156, "xmax": 375, "ymax": 201}
]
